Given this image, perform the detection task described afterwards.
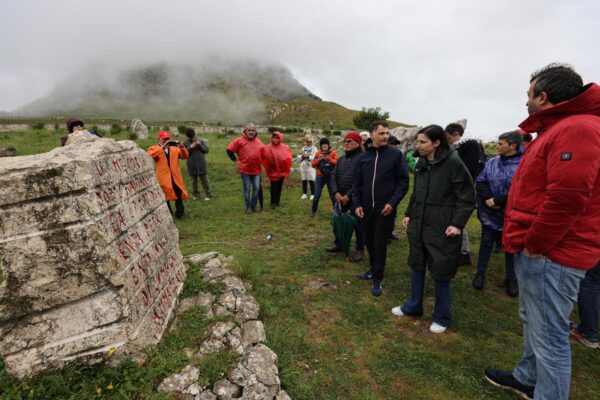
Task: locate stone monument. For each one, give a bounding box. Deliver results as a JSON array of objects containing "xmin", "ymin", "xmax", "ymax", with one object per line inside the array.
[
  {"xmin": 0, "ymin": 133, "xmax": 185, "ymax": 378},
  {"xmin": 131, "ymin": 118, "xmax": 148, "ymax": 140}
]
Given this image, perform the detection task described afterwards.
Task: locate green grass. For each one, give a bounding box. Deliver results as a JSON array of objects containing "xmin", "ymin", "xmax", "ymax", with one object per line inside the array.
[{"xmin": 0, "ymin": 129, "xmax": 599, "ymax": 399}]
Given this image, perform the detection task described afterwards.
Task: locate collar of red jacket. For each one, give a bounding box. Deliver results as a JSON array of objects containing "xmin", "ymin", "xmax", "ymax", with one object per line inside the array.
[{"xmin": 519, "ymin": 83, "xmax": 600, "ymax": 133}]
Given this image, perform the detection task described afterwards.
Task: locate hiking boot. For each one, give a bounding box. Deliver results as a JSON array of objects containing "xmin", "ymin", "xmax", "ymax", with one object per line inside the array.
[
  {"xmin": 484, "ymin": 369, "xmax": 534, "ymax": 400},
  {"xmin": 472, "ymin": 273, "xmax": 485, "ymax": 290},
  {"xmin": 351, "ymin": 250, "xmax": 364, "ymax": 262},
  {"xmin": 570, "ymin": 322, "xmax": 600, "ymax": 349},
  {"xmin": 325, "ymin": 243, "xmax": 342, "ymax": 253},
  {"xmin": 246, "ymin": 207, "xmax": 253, "ymax": 214},
  {"xmin": 358, "ymin": 270, "xmax": 373, "ymax": 280},
  {"xmin": 457, "ymin": 253, "xmax": 472, "ymax": 266},
  {"xmin": 506, "ymin": 278, "xmax": 519, "ymax": 298},
  {"xmin": 430, "ymin": 322, "xmax": 447, "ymax": 334},
  {"xmin": 371, "ymin": 280, "xmax": 382, "ymax": 297},
  {"xmin": 301, "ymin": 194, "xmax": 308, "ymax": 199}
]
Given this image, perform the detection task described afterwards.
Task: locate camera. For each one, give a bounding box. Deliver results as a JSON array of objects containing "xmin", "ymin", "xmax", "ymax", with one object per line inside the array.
[{"xmin": 167, "ymin": 141, "xmax": 180, "ymax": 146}]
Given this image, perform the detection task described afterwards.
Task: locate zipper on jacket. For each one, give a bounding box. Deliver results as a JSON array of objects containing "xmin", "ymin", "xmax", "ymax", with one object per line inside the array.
[{"xmin": 372, "ymin": 149, "xmax": 379, "ymax": 208}]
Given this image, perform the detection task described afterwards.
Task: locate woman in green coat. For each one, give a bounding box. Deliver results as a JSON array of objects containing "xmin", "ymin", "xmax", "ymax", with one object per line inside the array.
[{"xmin": 392, "ymin": 125, "xmax": 475, "ymax": 333}]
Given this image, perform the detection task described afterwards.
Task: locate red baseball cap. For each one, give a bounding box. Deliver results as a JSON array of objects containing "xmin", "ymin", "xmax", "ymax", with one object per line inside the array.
[{"xmin": 158, "ymin": 131, "xmax": 170, "ymax": 140}]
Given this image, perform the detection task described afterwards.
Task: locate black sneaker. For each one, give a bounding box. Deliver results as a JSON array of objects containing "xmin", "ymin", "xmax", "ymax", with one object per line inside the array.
[
  {"xmin": 371, "ymin": 280, "xmax": 382, "ymax": 297},
  {"xmin": 358, "ymin": 270, "xmax": 373, "ymax": 280},
  {"xmin": 506, "ymin": 278, "xmax": 519, "ymax": 298},
  {"xmin": 325, "ymin": 243, "xmax": 342, "ymax": 253},
  {"xmin": 472, "ymin": 273, "xmax": 485, "ymax": 290},
  {"xmin": 484, "ymin": 369, "xmax": 534, "ymax": 400}
]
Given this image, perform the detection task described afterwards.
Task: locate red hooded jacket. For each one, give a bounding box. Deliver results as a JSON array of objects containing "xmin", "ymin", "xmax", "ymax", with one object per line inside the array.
[
  {"xmin": 261, "ymin": 131, "xmax": 292, "ymax": 181},
  {"xmin": 226, "ymin": 132, "xmax": 265, "ymax": 175},
  {"xmin": 503, "ymin": 83, "xmax": 600, "ymax": 270}
]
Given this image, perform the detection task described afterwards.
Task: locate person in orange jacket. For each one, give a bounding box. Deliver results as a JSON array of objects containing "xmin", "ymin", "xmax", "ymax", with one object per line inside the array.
[
  {"xmin": 147, "ymin": 131, "xmax": 189, "ymax": 219},
  {"xmin": 310, "ymin": 137, "xmax": 338, "ymax": 216},
  {"xmin": 262, "ymin": 131, "xmax": 292, "ymax": 209}
]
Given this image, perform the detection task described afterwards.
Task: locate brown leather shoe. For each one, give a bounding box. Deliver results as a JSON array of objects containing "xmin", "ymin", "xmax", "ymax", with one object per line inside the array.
[{"xmin": 351, "ymin": 250, "xmax": 364, "ymax": 261}]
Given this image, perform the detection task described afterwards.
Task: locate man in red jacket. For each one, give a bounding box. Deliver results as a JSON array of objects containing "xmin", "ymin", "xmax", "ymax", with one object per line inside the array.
[
  {"xmin": 485, "ymin": 64, "xmax": 600, "ymax": 400},
  {"xmin": 226, "ymin": 123, "xmax": 265, "ymax": 213}
]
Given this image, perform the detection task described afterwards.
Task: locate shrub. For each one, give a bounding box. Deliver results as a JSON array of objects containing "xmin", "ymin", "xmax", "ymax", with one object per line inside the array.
[
  {"xmin": 353, "ymin": 106, "xmax": 390, "ymax": 130},
  {"xmin": 54, "ymin": 123, "xmax": 60, "ymax": 131},
  {"xmin": 110, "ymin": 124, "xmax": 122, "ymax": 135},
  {"xmin": 129, "ymin": 132, "xmax": 137, "ymax": 140},
  {"xmin": 332, "ymin": 130, "xmax": 341, "ymax": 135},
  {"xmin": 177, "ymin": 125, "xmax": 186, "ymax": 134},
  {"xmin": 162, "ymin": 126, "xmax": 169, "ymax": 131},
  {"xmin": 322, "ymin": 129, "xmax": 331, "ymax": 135},
  {"xmin": 32, "ymin": 122, "xmax": 45, "ymax": 130}
]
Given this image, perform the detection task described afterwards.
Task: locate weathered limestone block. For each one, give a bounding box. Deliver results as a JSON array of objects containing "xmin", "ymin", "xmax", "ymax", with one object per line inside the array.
[
  {"xmin": 131, "ymin": 118, "xmax": 148, "ymax": 140},
  {"xmin": 157, "ymin": 365, "xmax": 200, "ymax": 394},
  {"xmin": 212, "ymin": 379, "xmax": 242, "ymax": 399},
  {"xmin": 0, "ymin": 137, "xmax": 186, "ymax": 378},
  {"xmin": 241, "ymin": 321, "xmax": 266, "ymax": 349}
]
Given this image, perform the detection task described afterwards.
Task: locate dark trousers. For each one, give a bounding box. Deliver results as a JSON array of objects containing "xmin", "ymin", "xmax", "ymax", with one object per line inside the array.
[
  {"xmin": 302, "ymin": 180, "xmax": 315, "ymax": 195},
  {"xmin": 191, "ymin": 174, "xmax": 212, "ymax": 198},
  {"xmin": 269, "ymin": 178, "xmax": 285, "ymax": 205},
  {"xmin": 312, "ymin": 175, "xmax": 334, "ymax": 212},
  {"xmin": 476, "ymin": 225, "xmax": 515, "ymax": 279},
  {"xmin": 364, "ymin": 207, "xmax": 395, "ymax": 281},
  {"xmin": 166, "ymin": 181, "xmax": 184, "ymax": 218},
  {"xmin": 576, "ymin": 261, "xmax": 600, "ymax": 339},
  {"xmin": 402, "ymin": 268, "xmax": 452, "ymax": 327}
]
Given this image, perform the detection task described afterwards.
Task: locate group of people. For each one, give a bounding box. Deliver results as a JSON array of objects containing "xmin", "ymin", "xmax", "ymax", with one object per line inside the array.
[{"xmin": 62, "ymin": 62, "xmax": 598, "ymax": 400}]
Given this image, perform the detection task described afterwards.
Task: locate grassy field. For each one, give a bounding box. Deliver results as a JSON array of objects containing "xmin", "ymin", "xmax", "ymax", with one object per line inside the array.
[{"xmin": 0, "ymin": 129, "xmax": 599, "ymax": 399}]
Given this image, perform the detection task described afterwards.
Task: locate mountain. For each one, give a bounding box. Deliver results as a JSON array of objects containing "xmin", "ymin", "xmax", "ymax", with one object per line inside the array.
[{"xmin": 14, "ymin": 59, "xmax": 368, "ymax": 128}]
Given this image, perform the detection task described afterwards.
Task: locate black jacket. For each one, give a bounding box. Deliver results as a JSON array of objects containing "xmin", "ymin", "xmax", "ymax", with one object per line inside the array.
[
  {"xmin": 330, "ymin": 148, "xmax": 361, "ymax": 197},
  {"xmin": 455, "ymin": 138, "xmax": 480, "ymax": 180},
  {"xmin": 184, "ymin": 137, "xmax": 209, "ymax": 175},
  {"xmin": 406, "ymin": 148, "xmax": 476, "ymax": 281},
  {"xmin": 352, "ymin": 145, "xmax": 410, "ymax": 211}
]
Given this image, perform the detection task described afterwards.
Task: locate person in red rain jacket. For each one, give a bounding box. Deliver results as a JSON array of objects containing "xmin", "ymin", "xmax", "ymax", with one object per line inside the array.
[
  {"xmin": 226, "ymin": 123, "xmax": 265, "ymax": 213},
  {"xmin": 261, "ymin": 131, "xmax": 292, "ymax": 209},
  {"xmin": 485, "ymin": 63, "xmax": 600, "ymax": 400}
]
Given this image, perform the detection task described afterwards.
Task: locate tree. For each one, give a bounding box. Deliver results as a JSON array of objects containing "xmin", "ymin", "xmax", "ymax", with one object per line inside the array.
[{"xmin": 352, "ymin": 107, "xmax": 390, "ymax": 130}]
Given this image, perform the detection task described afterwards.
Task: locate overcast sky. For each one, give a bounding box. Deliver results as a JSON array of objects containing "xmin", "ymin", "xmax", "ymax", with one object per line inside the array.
[{"xmin": 1, "ymin": 0, "xmax": 599, "ymax": 139}]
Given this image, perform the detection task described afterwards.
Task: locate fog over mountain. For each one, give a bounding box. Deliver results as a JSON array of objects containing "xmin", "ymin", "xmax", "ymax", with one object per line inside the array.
[{"xmin": 16, "ymin": 58, "xmax": 320, "ymax": 123}]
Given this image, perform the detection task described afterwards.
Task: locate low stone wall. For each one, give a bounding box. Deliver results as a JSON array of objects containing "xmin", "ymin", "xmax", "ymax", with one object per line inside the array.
[{"xmin": 0, "ymin": 133, "xmax": 185, "ymax": 378}]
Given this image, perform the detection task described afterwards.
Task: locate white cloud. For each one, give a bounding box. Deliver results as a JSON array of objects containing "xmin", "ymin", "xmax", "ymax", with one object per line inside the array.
[{"xmin": 1, "ymin": 0, "xmax": 599, "ymax": 139}]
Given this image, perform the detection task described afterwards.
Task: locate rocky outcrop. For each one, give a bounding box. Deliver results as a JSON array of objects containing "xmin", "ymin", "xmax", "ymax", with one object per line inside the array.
[
  {"xmin": 0, "ymin": 136, "xmax": 185, "ymax": 378},
  {"xmin": 0, "ymin": 146, "xmax": 17, "ymax": 157},
  {"xmin": 158, "ymin": 253, "xmax": 290, "ymax": 400}
]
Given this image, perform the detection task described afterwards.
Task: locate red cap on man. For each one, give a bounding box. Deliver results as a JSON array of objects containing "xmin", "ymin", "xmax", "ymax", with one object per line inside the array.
[
  {"xmin": 158, "ymin": 131, "xmax": 170, "ymax": 140},
  {"xmin": 344, "ymin": 131, "xmax": 362, "ymax": 144}
]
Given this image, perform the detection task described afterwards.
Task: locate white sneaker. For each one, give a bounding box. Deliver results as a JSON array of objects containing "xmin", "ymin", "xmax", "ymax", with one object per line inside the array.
[
  {"xmin": 301, "ymin": 194, "xmax": 308, "ymax": 199},
  {"xmin": 204, "ymin": 197, "xmax": 211, "ymax": 201},
  {"xmin": 391, "ymin": 306, "xmax": 405, "ymax": 317},
  {"xmin": 310, "ymin": 195, "xmax": 315, "ymax": 200},
  {"xmin": 429, "ymin": 322, "xmax": 447, "ymax": 334}
]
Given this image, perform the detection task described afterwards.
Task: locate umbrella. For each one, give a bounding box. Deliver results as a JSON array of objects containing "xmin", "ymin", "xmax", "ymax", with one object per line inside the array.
[{"xmin": 331, "ymin": 203, "xmax": 358, "ymax": 257}]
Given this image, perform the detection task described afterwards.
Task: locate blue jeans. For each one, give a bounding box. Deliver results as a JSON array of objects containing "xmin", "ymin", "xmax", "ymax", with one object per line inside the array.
[
  {"xmin": 476, "ymin": 225, "xmax": 515, "ymax": 279},
  {"xmin": 512, "ymin": 252, "xmax": 585, "ymax": 400},
  {"xmin": 575, "ymin": 261, "xmax": 600, "ymax": 340},
  {"xmin": 311, "ymin": 175, "xmax": 334, "ymax": 213},
  {"xmin": 241, "ymin": 173, "xmax": 261, "ymax": 208},
  {"xmin": 401, "ymin": 268, "xmax": 452, "ymax": 327}
]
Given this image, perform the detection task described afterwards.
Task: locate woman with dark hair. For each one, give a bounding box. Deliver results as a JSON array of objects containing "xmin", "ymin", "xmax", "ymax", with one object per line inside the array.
[{"xmin": 392, "ymin": 124, "xmax": 475, "ymax": 333}]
